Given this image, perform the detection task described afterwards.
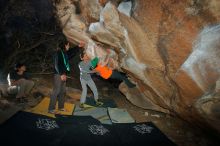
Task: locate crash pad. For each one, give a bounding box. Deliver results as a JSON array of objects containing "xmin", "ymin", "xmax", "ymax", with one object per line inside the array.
[
  {"xmin": 74, "ymin": 105, "xmax": 112, "ymax": 124},
  {"xmin": 0, "ymin": 111, "xmax": 66, "ymax": 146},
  {"xmin": 108, "ymin": 107, "xmax": 135, "ymax": 123},
  {"xmin": 25, "ymin": 97, "xmax": 74, "ymax": 118},
  {"xmin": 0, "ymin": 112, "xmax": 176, "ymax": 146},
  {"xmin": 112, "ymin": 122, "xmax": 176, "ymax": 146}
]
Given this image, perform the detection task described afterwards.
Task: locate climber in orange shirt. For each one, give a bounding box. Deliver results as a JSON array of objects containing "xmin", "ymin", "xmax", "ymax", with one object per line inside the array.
[{"xmin": 93, "ymin": 55, "xmax": 136, "ymax": 88}]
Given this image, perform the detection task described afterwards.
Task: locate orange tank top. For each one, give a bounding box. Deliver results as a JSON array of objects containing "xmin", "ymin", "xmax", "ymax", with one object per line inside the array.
[{"xmin": 95, "ymin": 64, "xmax": 112, "ymax": 79}]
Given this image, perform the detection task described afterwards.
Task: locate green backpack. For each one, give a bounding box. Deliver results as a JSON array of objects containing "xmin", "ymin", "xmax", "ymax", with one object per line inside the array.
[{"xmin": 90, "ymin": 57, "xmax": 99, "ymax": 69}]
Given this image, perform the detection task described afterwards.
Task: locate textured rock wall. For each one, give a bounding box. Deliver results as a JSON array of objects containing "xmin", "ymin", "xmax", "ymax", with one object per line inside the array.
[{"xmin": 54, "ymin": 0, "xmax": 220, "ymax": 134}]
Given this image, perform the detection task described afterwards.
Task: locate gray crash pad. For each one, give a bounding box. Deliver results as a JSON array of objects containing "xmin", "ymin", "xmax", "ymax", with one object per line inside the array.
[
  {"xmin": 0, "ymin": 105, "xmax": 22, "ymax": 124},
  {"xmin": 108, "ymin": 107, "xmax": 135, "ymax": 123},
  {"xmin": 74, "ymin": 105, "xmax": 112, "ymax": 125}
]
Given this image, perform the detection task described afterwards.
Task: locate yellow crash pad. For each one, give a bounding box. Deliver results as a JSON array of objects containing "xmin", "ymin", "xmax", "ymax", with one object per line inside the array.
[{"xmin": 25, "ymin": 97, "xmax": 74, "ymax": 118}]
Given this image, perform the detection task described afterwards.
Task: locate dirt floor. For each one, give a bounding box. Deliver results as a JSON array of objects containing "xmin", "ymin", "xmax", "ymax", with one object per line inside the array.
[{"xmin": 0, "ymin": 75, "xmax": 219, "ymax": 146}]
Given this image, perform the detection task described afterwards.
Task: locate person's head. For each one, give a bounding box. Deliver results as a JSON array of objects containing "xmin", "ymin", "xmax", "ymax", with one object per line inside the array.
[
  {"xmin": 14, "ymin": 62, "xmax": 26, "ymax": 72},
  {"xmin": 78, "ymin": 41, "xmax": 86, "ymax": 48},
  {"xmin": 64, "ymin": 42, "xmax": 70, "ymax": 51},
  {"xmin": 80, "ymin": 52, "xmax": 89, "ymax": 61},
  {"xmin": 58, "ymin": 35, "xmax": 70, "ymax": 51}
]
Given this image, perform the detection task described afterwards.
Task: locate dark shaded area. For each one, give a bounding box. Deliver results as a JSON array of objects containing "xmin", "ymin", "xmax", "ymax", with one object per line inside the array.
[{"xmin": 0, "ymin": 0, "xmax": 63, "ymax": 81}]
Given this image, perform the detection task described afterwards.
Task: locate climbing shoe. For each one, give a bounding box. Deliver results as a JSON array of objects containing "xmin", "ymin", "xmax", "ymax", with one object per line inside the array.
[
  {"xmin": 79, "ymin": 103, "xmax": 84, "ymax": 108},
  {"xmin": 48, "ymin": 109, "xmax": 58, "ymax": 114},
  {"xmin": 95, "ymin": 100, "xmax": 103, "ymax": 106},
  {"xmin": 58, "ymin": 108, "xmax": 68, "ymax": 112}
]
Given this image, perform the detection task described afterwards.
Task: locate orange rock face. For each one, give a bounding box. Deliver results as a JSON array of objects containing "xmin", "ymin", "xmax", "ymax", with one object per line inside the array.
[
  {"xmin": 132, "ymin": 0, "xmax": 220, "ymax": 131},
  {"xmin": 55, "ymin": 0, "xmax": 220, "ymax": 134}
]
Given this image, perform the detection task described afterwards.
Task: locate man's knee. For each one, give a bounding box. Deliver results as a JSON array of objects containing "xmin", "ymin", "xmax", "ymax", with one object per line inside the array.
[
  {"xmin": 27, "ymin": 79, "xmax": 34, "ymax": 84},
  {"xmin": 24, "ymin": 80, "xmax": 35, "ymax": 87},
  {"xmin": 7, "ymin": 86, "xmax": 19, "ymax": 95},
  {"xmin": 29, "ymin": 80, "xmax": 35, "ymax": 87}
]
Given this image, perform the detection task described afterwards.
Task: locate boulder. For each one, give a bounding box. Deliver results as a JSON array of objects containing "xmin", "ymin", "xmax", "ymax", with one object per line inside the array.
[{"xmin": 54, "ymin": 0, "xmax": 220, "ymax": 135}]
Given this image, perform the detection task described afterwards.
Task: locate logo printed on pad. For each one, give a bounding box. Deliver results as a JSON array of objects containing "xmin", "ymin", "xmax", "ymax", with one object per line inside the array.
[
  {"xmin": 133, "ymin": 124, "xmax": 153, "ymax": 134},
  {"xmin": 36, "ymin": 118, "xmax": 59, "ymax": 130},
  {"xmin": 88, "ymin": 125, "xmax": 109, "ymax": 135}
]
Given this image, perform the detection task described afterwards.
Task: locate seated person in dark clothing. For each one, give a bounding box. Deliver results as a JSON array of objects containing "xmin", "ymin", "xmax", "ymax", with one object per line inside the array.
[{"xmin": 7, "ymin": 62, "xmax": 35, "ymax": 102}]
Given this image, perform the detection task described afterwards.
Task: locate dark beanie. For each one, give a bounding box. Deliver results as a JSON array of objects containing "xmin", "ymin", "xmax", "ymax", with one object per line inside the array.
[{"xmin": 14, "ymin": 62, "xmax": 25, "ymax": 70}]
